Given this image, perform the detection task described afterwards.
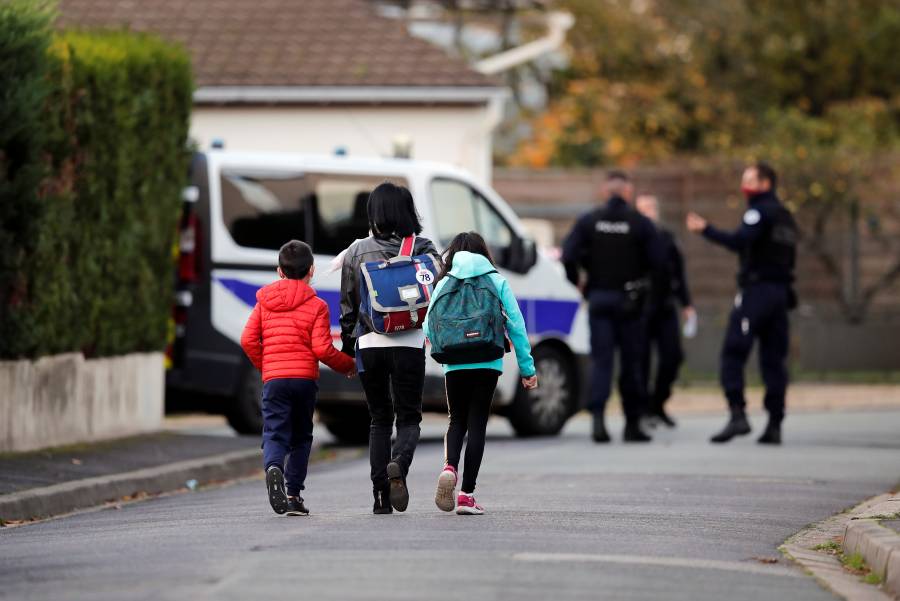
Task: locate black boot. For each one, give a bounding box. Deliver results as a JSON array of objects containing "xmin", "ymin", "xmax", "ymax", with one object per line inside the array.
[
  {"xmin": 710, "ymin": 411, "xmax": 752, "ymax": 443},
  {"xmin": 648, "ymin": 403, "xmax": 677, "ymax": 428},
  {"xmin": 623, "ymin": 420, "xmax": 652, "ymax": 442},
  {"xmin": 592, "ymin": 414, "xmax": 610, "ymax": 443},
  {"xmin": 373, "ymin": 484, "xmax": 392, "ymax": 515},
  {"xmin": 757, "ymin": 420, "xmax": 782, "ymax": 445},
  {"xmin": 386, "ymin": 461, "xmax": 409, "ymax": 512}
]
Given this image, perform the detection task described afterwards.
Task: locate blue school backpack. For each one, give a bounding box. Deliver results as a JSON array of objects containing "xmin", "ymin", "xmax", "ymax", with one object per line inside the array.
[
  {"xmin": 358, "ymin": 235, "xmax": 439, "ymax": 334},
  {"xmin": 428, "ymin": 271, "xmax": 508, "ymax": 364}
]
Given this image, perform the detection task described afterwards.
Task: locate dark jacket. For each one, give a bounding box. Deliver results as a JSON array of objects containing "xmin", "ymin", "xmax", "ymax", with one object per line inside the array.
[
  {"xmin": 650, "ymin": 227, "xmax": 692, "ymax": 310},
  {"xmin": 701, "ymin": 190, "xmax": 797, "ymax": 286},
  {"xmin": 339, "ymin": 234, "xmax": 440, "ymax": 355},
  {"xmin": 561, "ymin": 196, "xmax": 664, "ymax": 293}
]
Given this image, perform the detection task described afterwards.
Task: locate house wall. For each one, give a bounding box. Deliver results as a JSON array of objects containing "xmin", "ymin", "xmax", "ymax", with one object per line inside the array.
[{"xmin": 190, "ymin": 105, "xmax": 494, "ymax": 183}]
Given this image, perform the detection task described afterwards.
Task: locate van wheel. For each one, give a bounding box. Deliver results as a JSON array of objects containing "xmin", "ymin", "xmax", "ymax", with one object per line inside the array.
[
  {"xmin": 320, "ymin": 407, "xmax": 370, "ymax": 445},
  {"xmin": 226, "ymin": 368, "xmax": 263, "ymax": 435},
  {"xmin": 508, "ymin": 345, "xmax": 576, "ymax": 437}
]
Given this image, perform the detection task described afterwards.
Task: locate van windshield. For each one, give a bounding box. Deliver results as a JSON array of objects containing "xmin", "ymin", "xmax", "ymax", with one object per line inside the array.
[
  {"xmin": 431, "ymin": 178, "xmax": 515, "ymax": 268},
  {"xmin": 221, "ymin": 170, "xmax": 399, "ymax": 255}
]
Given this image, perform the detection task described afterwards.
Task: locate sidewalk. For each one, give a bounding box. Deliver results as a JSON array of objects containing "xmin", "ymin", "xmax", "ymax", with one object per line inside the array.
[
  {"xmin": 607, "ymin": 383, "xmax": 900, "ymax": 415},
  {"xmin": 0, "ymin": 427, "xmax": 263, "ymax": 524},
  {"xmin": 0, "ymin": 431, "xmax": 259, "ymax": 496}
]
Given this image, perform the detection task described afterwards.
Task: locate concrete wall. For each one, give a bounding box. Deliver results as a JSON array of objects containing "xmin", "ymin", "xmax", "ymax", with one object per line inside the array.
[
  {"xmin": 679, "ymin": 307, "xmax": 900, "ymax": 376},
  {"xmin": 191, "ymin": 105, "xmax": 495, "ymax": 183},
  {"xmin": 0, "ymin": 353, "xmax": 164, "ymax": 453}
]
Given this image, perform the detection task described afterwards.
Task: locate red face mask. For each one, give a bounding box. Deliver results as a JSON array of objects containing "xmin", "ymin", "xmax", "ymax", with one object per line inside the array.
[{"xmin": 741, "ymin": 186, "xmax": 758, "ymax": 200}]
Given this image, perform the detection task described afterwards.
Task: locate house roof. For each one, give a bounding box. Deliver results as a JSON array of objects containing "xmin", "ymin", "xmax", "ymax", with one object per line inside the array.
[{"xmin": 57, "ymin": 0, "xmax": 503, "ymax": 102}]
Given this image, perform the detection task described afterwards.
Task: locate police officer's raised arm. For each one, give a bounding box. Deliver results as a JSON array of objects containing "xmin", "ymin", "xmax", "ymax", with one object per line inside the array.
[{"xmin": 686, "ymin": 208, "xmax": 766, "ymax": 253}]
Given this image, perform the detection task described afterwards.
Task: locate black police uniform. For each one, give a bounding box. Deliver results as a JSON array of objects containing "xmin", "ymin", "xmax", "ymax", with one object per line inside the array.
[
  {"xmin": 701, "ymin": 190, "xmax": 797, "ymax": 444},
  {"xmin": 562, "ymin": 195, "xmax": 664, "ymax": 442},
  {"xmin": 643, "ymin": 227, "xmax": 691, "ymax": 426}
]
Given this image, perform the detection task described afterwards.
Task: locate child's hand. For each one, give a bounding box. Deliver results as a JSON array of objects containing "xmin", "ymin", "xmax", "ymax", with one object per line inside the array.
[
  {"xmin": 346, "ymin": 367, "xmax": 358, "ymax": 379},
  {"xmin": 521, "ymin": 375, "xmax": 538, "ymax": 390}
]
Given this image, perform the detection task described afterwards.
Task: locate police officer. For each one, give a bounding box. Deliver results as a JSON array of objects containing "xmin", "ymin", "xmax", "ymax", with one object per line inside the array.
[
  {"xmin": 686, "ymin": 162, "xmax": 797, "ymax": 445},
  {"xmin": 562, "ymin": 171, "xmax": 663, "ymax": 443},
  {"xmin": 636, "ymin": 194, "xmax": 695, "ymax": 428}
]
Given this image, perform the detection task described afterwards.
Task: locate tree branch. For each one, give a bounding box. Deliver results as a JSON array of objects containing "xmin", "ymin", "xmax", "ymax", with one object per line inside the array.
[{"xmin": 801, "ymin": 202, "xmax": 855, "ymax": 319}]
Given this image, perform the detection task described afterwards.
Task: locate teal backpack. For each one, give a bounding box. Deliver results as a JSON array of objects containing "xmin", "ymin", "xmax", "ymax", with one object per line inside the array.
[{"xmin": 428, "ymin": 272, "xmax": 507, "ymax": 364}]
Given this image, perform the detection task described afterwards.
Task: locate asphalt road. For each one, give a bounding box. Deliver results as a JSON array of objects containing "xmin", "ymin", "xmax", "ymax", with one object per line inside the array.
[{"xmin": 2, "ymin": 409, "xmax": 899, "ymax": 601}]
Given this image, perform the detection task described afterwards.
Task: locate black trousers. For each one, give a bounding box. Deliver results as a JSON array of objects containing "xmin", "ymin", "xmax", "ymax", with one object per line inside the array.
[
  {"xmin": 643, "ymin": 302, "xmax": 684, "ymax": 411},
  {"xmin": 358, "ymin": 347, "xmax": 425, "ymax": 489},
  {"xmin": 444, "ymin": 369, "xmax": 499, "ymax": 494},
  {"xmin": 720, "ymin": 282, "xmax": 790, "ymax": 423},
  {"xmin": 587, "ymin": 289, "xmax": 648, "ymax": 422}
]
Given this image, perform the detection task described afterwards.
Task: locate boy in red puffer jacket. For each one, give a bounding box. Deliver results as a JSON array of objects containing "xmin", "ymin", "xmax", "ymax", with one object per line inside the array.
[{"xmin": 241, "ymin": 240, "xmax": 355, "ymax": 516}]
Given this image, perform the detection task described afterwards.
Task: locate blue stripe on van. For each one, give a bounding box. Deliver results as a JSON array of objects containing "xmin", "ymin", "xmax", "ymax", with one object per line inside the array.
[
  {"xmin": 217, "ymin": 277, "xmax": 259, "ymax": 308},
  {"xmin": 216, "ymin": 277, "xmax": 343, "ymax": 327},
  {"xmin": 518, "ymin": 298, "xmax": 579, "ymax": 336},
  {"xmin": 216, "ymin": 277, "xmax": 578, "ymax": 335}
]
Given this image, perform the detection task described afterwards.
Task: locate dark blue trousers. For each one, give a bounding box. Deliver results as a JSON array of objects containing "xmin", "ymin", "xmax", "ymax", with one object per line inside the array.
[
  {"xmin": 588, "ymin": 290, "xmax": 648, "ymax": 422},
  {"xmin": 720, "ymin": 282, "xmax": 790, "ymax": 423},
  {"xmin": 643, "ymin": 302, "xmax": 684, "ymax": 410},
  {"xmin": 261, "ymin": 378, "xmax": 317, "ymax": 496}
]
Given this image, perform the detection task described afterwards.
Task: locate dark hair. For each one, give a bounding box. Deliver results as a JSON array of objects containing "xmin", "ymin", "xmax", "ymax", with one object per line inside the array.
[
  {"xmin": 367, "ymin": 182, "xmax": 423, "ymax": 239},
  {"xmin": 439, "ymin": 231, "xmax": 495, "ymax": 281},
  {"xmin": 753, "ymin": 161, "xmax": 777, "ymax": 190},
  {"xmin": 278, "ymin": 240, "xmax": 314, "ymax": 279},
  {"xmin": 606, "ymin": 170, "xmax": 630, "ymax": 182}
]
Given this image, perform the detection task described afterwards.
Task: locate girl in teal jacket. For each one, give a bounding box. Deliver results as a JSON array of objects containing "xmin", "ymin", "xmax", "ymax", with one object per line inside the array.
[{"xmin": 423, "ymin": 232, "xmax": 538, "ymax": 515}]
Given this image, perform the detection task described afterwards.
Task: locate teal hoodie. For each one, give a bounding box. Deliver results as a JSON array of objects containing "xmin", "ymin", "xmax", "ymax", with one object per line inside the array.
[{"xmin": 423, "ymin": 251, "xmax": 536, "ymax": 376}]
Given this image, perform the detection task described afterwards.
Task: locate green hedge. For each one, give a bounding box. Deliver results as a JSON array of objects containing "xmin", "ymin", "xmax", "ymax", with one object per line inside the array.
[{"xmin": 0, "ymin": 3, "xmax": 193, "ymax": 359}]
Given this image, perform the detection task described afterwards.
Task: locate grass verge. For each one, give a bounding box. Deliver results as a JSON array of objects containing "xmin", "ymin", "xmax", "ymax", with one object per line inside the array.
[{"xmin": 812, "ymin": 539, "xmax": 884, "ymax": 586}]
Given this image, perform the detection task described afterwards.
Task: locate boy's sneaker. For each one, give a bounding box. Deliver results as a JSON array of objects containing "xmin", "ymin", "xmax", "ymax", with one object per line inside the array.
[
  {"xmin": 456, "ymin": 492, "xmax": 484, "ymax": 515},
  {"xmin": 435, "ymin": 465, "xmax": 457, "ymax": 512},
  {"xmin": 373, "ymin": 485, "xmax": 393, "ymax": 515},
  {"xmin": 285, "ymin": 496, "xmax": 309, "ymax": 516},
  {"xmin": 386, "ymin": 461, "xmax": 409, "ymax": 512},
  {"xmin": 265, "ymin": 465, "xmax": 288, "ymax": 515}
]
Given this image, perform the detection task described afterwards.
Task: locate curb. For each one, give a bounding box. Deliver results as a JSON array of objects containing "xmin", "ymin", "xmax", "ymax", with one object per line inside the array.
[
  {"xmin": 0, "ymin": 448, "xmax": 262, "ymax": 523},
  {"xmin": 842, "ymin": 497, "xmax": 900, "ymax": 597},
  {"xmin": 782, "ymin": 492, "xmax": 899, "ymax": 601}
]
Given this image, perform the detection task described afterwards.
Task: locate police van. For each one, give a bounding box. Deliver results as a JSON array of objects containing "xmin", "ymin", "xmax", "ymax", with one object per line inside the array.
[{"xmin": 167, "ymin": 150, "xmax": 590, "ymax": 443}]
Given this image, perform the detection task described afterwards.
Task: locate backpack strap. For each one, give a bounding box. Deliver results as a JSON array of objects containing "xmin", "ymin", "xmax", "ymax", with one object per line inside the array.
[{"xmin": 398, "ymin": 235, "xmax": 416, "ymax": 257}]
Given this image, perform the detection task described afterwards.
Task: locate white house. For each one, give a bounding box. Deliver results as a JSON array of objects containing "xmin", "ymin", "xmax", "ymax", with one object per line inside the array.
[{"xmin": 59, "ymin": 0, "xmax": 508, "ymax": 183}]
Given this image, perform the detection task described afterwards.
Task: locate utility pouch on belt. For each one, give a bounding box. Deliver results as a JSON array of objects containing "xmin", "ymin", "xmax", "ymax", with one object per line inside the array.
[{"xmin": 621, "ymin": 277, "xmax": 651, "ymax": 318}]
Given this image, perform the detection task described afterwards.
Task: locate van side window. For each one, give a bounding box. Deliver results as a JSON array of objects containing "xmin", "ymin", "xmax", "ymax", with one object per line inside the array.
[
  {"xmin": 221, "ymin": 171, "xmax": 394, "ymax": 255},
  {"xmin": 431, "ymin": 178, "xmax": 514, "ymax": 267}
]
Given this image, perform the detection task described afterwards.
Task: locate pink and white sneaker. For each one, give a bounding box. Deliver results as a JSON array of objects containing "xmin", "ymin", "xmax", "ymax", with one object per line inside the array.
[
  {"xmin": 435, "ymin": 465, "xmax": 457, "ymax": 512},
  {"xmin": 456, "ymin": 492, "xmax": 484, "ymax": 515}
]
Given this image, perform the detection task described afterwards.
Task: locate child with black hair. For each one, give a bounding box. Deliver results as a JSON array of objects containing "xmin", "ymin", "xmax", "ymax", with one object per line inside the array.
[
  {"xmin": 423, "ymin": 232, "xmax": 538, "ymax": 515},
  {"xmin": 241, "ymin": 240, "xmax": 356, "ymax": 516},
  {"xmin": 338, "ymin": 182, "xmax": 440, "ymax": 514}
]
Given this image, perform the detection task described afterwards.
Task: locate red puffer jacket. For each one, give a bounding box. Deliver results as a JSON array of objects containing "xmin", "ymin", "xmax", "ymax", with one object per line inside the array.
[{"xmin": 240, "ymin": 278, "xmax": 354, "ymax": 382}]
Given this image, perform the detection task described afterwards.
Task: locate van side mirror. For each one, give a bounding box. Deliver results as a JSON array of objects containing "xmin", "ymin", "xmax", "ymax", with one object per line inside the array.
[
  {"xmin": 522, "ymin": 237, "xmax": 538, "ymax": 271},
  {"xmin": 508, "ymin": 235, "xmax": 538, "ymax": 274}
]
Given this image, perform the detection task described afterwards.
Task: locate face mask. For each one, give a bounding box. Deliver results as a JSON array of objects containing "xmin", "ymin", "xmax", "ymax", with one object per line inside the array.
[{"xmin": 741, "ymin": 186, "xmax": 758, "ymax": 200}]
